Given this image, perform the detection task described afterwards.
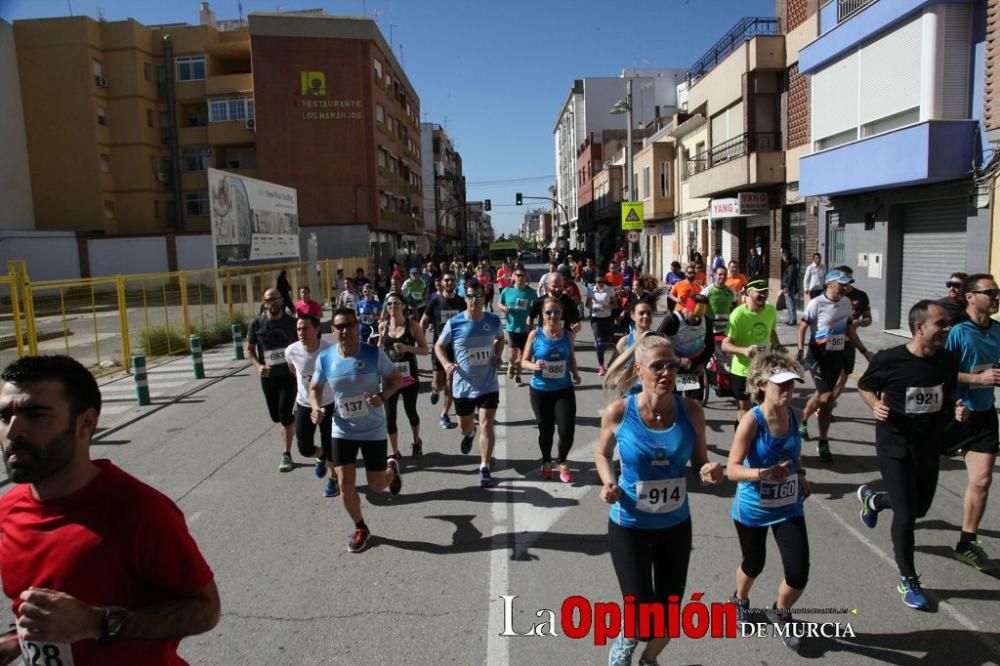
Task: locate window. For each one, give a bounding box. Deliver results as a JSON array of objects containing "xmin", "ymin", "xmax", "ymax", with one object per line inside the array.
[
  {"xmin": 96, "ymin": 107, "xmax": 107, "ymax": 126},
  {"xmin": 208, "ymin": 97, "xmax": 254, "ymax": 123},
  {"xmin": 153, "ymin": 200, "xmax": 160, "ymax": 218},
  {"xmin": 377, "ymin": 147, "xmax": 387, "ymax": 168},
  {"xmin": 376, "ymin": 105, "xmax": 384, "ymax": 123},
  {"xmin": 642, "ymin": 166, "xmax": 651, "ymax": 199},
  {"xmin": 103, "ymin": 200, "xmax": 115, "ymax": 220},
  {"xmin": 92, "ymin": 60, "xmax": 103, "ymax": 77},
  {"xmin": 144, "ymin": 62, "xmax": 151, "ymax": 81},
  {"xmin": 374, "ymin": 59, "xmax": 382, "ymax": 78},
  {"xmin": 659, "ymin": 161, "xmax": 670, "ymax": 197},
  {"xmin": 147, "ymin": 109, "xmax": 155, "ymax": 128},
  {"xmin": 181, "ymin": 147, "xmax": 212, "ymax": 172},
  {"xmin": 175, "ymin": 56, "xmax": 206, "ymax": 81},
  {"xmin": 828, "ymin": 211, "xmax": 846, "ymax": 265},
  {"xmin": 184, "ymin": 192, "xmax": 209, "ymax": 216},
  {"xmin": 225, "ymin": 148, "xmax": 256, "ymax": 169}
]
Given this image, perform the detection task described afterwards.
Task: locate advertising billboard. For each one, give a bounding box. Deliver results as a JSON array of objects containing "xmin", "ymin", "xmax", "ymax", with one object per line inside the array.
[{"xmin": 208, "ymin": 168, "xmax": 300, "ymax": 267}]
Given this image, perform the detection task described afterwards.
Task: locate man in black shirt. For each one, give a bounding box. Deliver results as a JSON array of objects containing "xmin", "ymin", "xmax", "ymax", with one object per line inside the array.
[
  {"xmin": 855, "ymin": 299, "xmax": 967, "ymax": 611},
  {"xmin": 937, "ymin": 271, "xmax": 968, "ymax": 325},
  {"xmin": 528, "ymin": 272, "xmax": 581, "ymax": 334},
  {"xmin": 419, "ymin": 271, "xmax": 466, "ymax": 429},
  {"xmin": 247, "ymin": 288, "xmax": 299, "ymax": 472}
]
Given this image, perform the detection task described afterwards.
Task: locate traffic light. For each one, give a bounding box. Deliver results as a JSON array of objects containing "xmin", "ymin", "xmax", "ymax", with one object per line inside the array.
[
  {"xmin": 484, "ymin": 199, "xmax": 491, "ymax": 211},
  {"xmin": 515, "ymin": 192, "xmax": 523, "ymax": 205}
]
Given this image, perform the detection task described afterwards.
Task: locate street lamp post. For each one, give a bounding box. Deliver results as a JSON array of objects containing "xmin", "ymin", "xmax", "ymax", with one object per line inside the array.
[{"xmin": 610, "ymin": 78, "xmax": 637, "ymax": 269}]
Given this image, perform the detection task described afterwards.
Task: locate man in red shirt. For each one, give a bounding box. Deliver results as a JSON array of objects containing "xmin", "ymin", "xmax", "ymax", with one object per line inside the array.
[
  {"xmin": 669, "ymin": 262, "xmax": 704, "ymax": 309},
  {"xmin": 294, "ymin": 286, "xmax": 322, "ymax": 318},
  {"xmin": 0, "ymin": 355, "xmax": 220, "ymax": 665}
]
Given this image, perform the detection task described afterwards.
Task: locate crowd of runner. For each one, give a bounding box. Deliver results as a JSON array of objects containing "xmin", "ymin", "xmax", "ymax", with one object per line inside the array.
[{"xmin": 0, "ymin": 253, "xmax": 996, "ymax": 664}]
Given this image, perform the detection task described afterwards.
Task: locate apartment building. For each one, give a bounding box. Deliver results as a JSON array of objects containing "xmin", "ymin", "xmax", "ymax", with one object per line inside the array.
[
  {"xmin": 13, "ymin": 4, "xmax": 423, "ymax": 264},
  {"xmin": 799, "ymin": 0, "xmax": 990, "ymax": 330},
  {"xmin": 421, "ymin": 123, "xmax": 464, "ymax": 256},
  {"xmin": 0, "ymin": 21, "xmax": 34, "ymax": 230}
]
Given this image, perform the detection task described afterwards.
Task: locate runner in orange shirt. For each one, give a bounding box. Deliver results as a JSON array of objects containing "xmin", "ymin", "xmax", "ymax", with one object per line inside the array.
[
  {"xmin": 726, "ymin": 259, "xmax": 749, "ymax": 294},
  {"xmin": 670, "ymin": 263, "xmax": 704, "ymax": 309}
]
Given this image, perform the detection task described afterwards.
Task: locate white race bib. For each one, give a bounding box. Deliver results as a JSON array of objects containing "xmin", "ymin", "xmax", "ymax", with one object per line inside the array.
[
  {"xmin": 395, "ymin": 362, "xmax": 412, "ymax": 379},
  {"xmin": 360, "ymin": 313, "xmax": 376, "ymax": 325},
  {"xmin": 826, "ymin": 334, "xmax": 845, "ymax": 351},
  {"xmin": 675, "ymin": 373, "xmax": 700, "ymax": 392},
  {"xmin": 440, "ymin": 309, "xmax": 459, "ymax": 324},
  {"xmin": 514, "ymin": 298, "xmax": 529, "ymax": 310},
  {"xmin": 760, "ymin": 477, "xmax": 799, "ymax": 508},
  {"xmin": 542, "ymin": 361, "xmax": 566, "ymax": 379},
  {"xmin": 467, "ymin": 345, "xmax": 493, "ymax": 366},
  {"xmin": 905, "ymin": 385, "xmax": 943, "ymax": 414},
  {"xmin": 336, "ymin": 395, "xmax": 369, "ymax": 420},
  {"xmin": 265, "ymin": 348, "xmax": 286, "ymax": 366},
  {"xmin": 18, "ymin": 622, "xmax": 74, "ymax": 666},
  {"xmin": 634, "ymin": 477, "xmax": 686, "ymax": 513}
]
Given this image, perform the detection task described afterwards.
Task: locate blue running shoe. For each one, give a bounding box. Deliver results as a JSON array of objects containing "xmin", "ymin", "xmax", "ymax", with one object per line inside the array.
[
  {"xmin": 314, "ymin": 458, "xmax": 327, "ymax": 479},
  {"xmin": 479, "ymin": 467, "xmax": 497, "ymax": 488},
  {"xmin": 608, "ymin": 634, "xmax": 638, "ymax": 666},
  {"xmin": 323, "ymin": 477, "xmax": 340, "ymax": 498},
  {"xmin": 898, "ymin": 577, "xmax": 929, "ymax": 610},
  {"xmin": 461, "ymin": 431, "xmax": 476, "ymax": 454},
  {"xmin": 857, "ymin": 485, "xmax": 879, "ymax": 529},
  {"xmin": 440, "ymin": 414, "xmax": 457, "ymax": 429},
  {"xmin": 430, "ymin": 391, "xmax": 440, "ymax": 405}
]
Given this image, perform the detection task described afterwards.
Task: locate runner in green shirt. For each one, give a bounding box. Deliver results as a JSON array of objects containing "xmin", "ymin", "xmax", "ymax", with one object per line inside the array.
[
  {"xmin": 722, "ymin": 279, "xmax": 781, "ymax": 424},
  {"xmin": 498, "ymin": 269, "xmax": 537, "ymax": 385},
  {"xmin": 402, "ymin": 267, "xmax": 428, "ymax": 320},
  {"xmin": 701, "ymin": 265, "xmax": 738, "ymax": 335}
]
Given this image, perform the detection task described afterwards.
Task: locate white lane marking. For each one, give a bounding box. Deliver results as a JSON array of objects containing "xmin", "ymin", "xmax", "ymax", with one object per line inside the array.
[
  {"xmin": 811, "ymin": 496, "xmax": 1000, "ymax": 655},
  {"xmin": 186, "ymin": 511, "xmax": 201, "ymax": 526},
  {"xmin": 486, "ymin": 374, "xmax": 510, "ymax": 666}
]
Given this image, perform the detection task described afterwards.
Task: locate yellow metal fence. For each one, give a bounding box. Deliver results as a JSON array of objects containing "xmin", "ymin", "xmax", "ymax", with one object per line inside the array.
[{"xmin": 0, "ymin": 257, "xmax": 370, "ymax": 378}]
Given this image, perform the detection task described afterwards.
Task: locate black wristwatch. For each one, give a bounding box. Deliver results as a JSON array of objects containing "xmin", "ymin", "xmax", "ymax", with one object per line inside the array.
[{"xmin": 97, "ymin": 607, "xmax": 128, "ymax": 645}]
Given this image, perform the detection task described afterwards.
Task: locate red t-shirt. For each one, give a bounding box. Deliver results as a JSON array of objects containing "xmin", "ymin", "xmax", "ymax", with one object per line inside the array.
[
  {"xmin": 0, "ymin": 460, "xmax": 214, "ymax": 665},
  {"xmin": 294, "ymin": 298, "xmax": 322, "ymax": 318},
  {"xmin": 496, "ymin": 268, "xmax": 513, "ymax": 290},
  {"xmin": 605, "ymin": 273, "xmax": 623, "ymax": 290}
]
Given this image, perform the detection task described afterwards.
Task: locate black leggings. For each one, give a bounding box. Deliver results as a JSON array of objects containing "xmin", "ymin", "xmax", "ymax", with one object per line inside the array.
[
  {"xmin": 874, "ymin": 450, "xmax": 940, "ymax": 579},
  {"xmin": 385, "ymin": 381, "xmax": 420, "ymax": 435},
  {"xmin": 529, "ymin": 387, "xmax": 576, "ymax": 463},
  {"xmin": 591, "ymin": 317, "xmax": 614, "ymax": 367},
  {"xmin": 293, "ymin": 403, "xmax": 333, "ymax": 460},
  {"xmin": 734, "ymin": 516, "xmax": 810, "ymax": 590},
  {"xmin": 608, "ymin": 518, "xmax": 692, "ymax": 641}
]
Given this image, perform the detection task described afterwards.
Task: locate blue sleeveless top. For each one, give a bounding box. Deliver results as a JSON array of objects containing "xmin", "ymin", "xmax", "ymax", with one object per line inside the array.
[
  {"xmin": 731, "ymin": 406, "xmax": 804, "ymax": 526},
  {"xmin": 611, "ymin": 394, "xmax": 695, "ymax": 529},
  {"xmin": 529, "ymin": 327, "xmax": 573, "ymax": 391}
]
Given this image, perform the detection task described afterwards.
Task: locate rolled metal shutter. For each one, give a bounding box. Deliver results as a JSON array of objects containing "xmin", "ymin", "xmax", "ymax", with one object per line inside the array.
[{"xmin": 899, "ymin": 199, "xmax": 967, "ymax": 317}]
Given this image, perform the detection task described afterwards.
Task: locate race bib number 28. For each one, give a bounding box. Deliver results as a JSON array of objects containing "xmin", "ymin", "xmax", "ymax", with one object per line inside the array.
[{"xmin": 18, "ymin": 622, "xmax": 74, "ymax": 666}]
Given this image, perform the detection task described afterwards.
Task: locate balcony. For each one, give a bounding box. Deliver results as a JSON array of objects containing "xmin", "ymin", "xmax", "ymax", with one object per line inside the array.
[
  {"xmin": 206, "ymin": 72, "xmax": 253, "ymax": 96},
  {"xmin": 685, "ymin": 17, "xmax": 781, "ymax": 87},
  {"xmin": 799, "ymin": 119, "xmax": 978, "ymax": 197},
  {"xmin": 207, "ymin": 121, "xmax": 256, "ymax": 146},
  {"xmin": 686, "ymin": 132, "xmax": 784, "ymax": 198},
  {"xmin": 838, "ymin": 0, "xmax": 877, "ymax": 21}
]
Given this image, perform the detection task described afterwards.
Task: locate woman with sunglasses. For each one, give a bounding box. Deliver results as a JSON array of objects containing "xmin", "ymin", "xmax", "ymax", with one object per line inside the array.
[
  {"xmin": 727, "ymin": 352, "xmax": 811, "ymax": 652},
  {"xmin": 522, "ymin": 297, "xmax": 582, "ymax": 482},
  {"xmin": 614, "ymin": 301, "xmax": 656, "ymax": 363},
  {"xmin": 597, "ymin": 334, "xmax": 722, "ymax": 665},
  {"xmin": 379, "ymin": 295, "xmax": 429, "ymax": 459}
]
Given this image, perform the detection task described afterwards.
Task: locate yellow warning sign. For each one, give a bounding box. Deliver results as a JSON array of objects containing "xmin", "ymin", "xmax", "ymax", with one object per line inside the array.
[{"xmin": 621, "ymin": 202, "xmax": 644, "ymax": 230}]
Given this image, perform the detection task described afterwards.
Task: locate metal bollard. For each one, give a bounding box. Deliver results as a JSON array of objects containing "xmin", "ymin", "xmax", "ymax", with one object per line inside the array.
[
  {"xmin": 190, "ymin": 335, "xmax": 205, "ymax": 379},
  {"xmin": 231, "ymin": 323, "xmax": 244, "ymax": 360},
  {"xmin": 132, "ymin": 355, "xmax": 150, "ymax": 405}
]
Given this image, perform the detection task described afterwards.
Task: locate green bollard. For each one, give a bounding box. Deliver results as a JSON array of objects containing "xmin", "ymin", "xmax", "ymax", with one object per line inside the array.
[
  {"xmin": 231, "ymin": 323, "xmax": 244, "ymax": 360},
  {"xmin": 190, "ymin": 335, "xmax": 205, "ymax": 379},
  {"xmin": 132, "ymin": 355, "xmax": 150, "ymax": 405}
]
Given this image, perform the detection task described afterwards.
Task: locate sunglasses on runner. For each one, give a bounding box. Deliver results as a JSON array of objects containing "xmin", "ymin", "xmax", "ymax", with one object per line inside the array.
[
  {"xmin": 646, "ymin": 360, "xmax": 681, "ymax": 374},
  {"xmin": 386, "ymin": 301, "xmax": 404, "ymax": 308},
  {"xmin": 465, "ymin": 292, "xmax": 483, "ymax": 301},
  {"xmin": 544, "ymin": 309, "xmax": 562, "ymax": 316},
  {"xmin": 946, "ymin": 281, "xmax": 962, "ymax": 289},
  {"xmin": 332, "ymin": 322, "xmax": 355, "ymax": 332},
  {"xmin": 971, "ymin": 288, "xmax": 1000, "ymax": 299}
]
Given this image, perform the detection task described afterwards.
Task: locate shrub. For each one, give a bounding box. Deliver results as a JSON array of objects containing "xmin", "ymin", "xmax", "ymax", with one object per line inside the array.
[{"xmin": 138, "ymin": 325, "xmax": 186, "ymax": 357}]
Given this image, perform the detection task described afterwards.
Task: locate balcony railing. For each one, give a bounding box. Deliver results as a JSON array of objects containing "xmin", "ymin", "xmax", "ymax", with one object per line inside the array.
[
  {"xmin": 838, "ymin": 0, "xmax": 876, "ymax": 22},
  {"xmin": 685, "ymin": 17, "xmax": 781, "ymax": 86},
  {"xmin": 685, "ymin": 131, "xmax": 782, "ymax": 177}
]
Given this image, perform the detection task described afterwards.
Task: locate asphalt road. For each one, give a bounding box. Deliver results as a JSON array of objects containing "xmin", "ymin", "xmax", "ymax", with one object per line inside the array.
[{"xmin": 4, "ymin": 264, "xmax": 1000, "ymax": 665}]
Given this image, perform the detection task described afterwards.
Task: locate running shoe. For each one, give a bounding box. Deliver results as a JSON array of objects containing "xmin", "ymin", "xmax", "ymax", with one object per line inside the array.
[
  {"xmin": 440, "ymin": 414, "xmax": 457, "ymax": 429},
  {"xmin": 323, "ymin": 477, "xmax": 340, "ymax": 498},
  {"xmin": 507, "ymin": 363, "xmax": 516, "ymax": 379},
  {"xmin": 387, "ymin": 458, "xmax": 402, "ymax": 495},
  {"xmin": 637, "ymin": 659, "xmax": 659, "ymax": 666},
  {"xmin": 954, "ymin": 540, "xmax": 998, "ymax": 571},
  {"xmin": 479, "ymin": 467, "xmax": 497, "ymax": 488},
  {"xmin": 515, "ymin": 375, "xmax": 523, "ymax": 386},
  {"xmin": 608, "ymin": 634, "xmax": 638, "ymax": 666},
  {"xmin": 348, "ymin": 528, "xmax": 371, "ymax": 554},
  {"xmin": 314, "ymin": 458, "xmax": 327, "ymax": 479},
  {"xmin": 763, "ymin": 604, "xmax": 800, "ymax": 651},
  {"xmin": 541, "ymin": 462, "xmax": 554, "ymax": 480},
  {"xmin": 730, "ymin": 593, "xmax": 751, "ymax": 627},
  {"xmin": 798, "ymin": 422, "xmax": 810, "ymax": 441},
  {"xmin": 388, "ymin": 451, "xmax": 402, "ymax": 465},
  {"xmin": 598, "ymin": 365, "xmax": 606, "ymax": 376},
  {"xmin": 430, "ymin": 391, "xmax": 440, "ymax": 405},
  {"xmin": 897, "ymin": 576, "xmax": 929, "ymax": 610},
  {"xmin": 857, "ymin": 485, "xmax": 879, "ymax": 528},
  {"xmin": 278, "ymin": 453, "xmax": 293, "ymax": 473},
  {"xmin": 817, "ymin": 439, "xmax": 833, "ymax": 463},
  {"xmin": 559, "ymin": 463, "xmax": 573, "ymax": 484},
  {"xmin": 412, "ymin": 439, "xmax": 423, "ymax": 458},
  {"xmin": 460, "ymin": 431, "xmax": 476, "ymax": 454}
]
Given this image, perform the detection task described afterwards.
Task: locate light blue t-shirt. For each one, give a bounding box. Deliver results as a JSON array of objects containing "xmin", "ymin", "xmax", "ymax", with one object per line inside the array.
[
  {"xmin": 610, "ymin": 394, "xmax": 694, "ymax": 529},
  {"xmin": 313, "ymin": 342, "xmax": 395, "ymax": 440},
  {"xmin": 438, "ymin": 312, "xmax": 502, "ymax": 399},
  {"xmin": 945, "ymin": 319, "xmax": 1000, "ymax": 412},
  {"xmin": 529, "ymin": 327, "xmax": 573, "ymax": 391},
  {"xmin": 500, "ymin": 287, "xmax": 536, "ymax": 333},
  {"xmin": 732, "ymin": 406, "xmax": 804, "ymax": 527}
]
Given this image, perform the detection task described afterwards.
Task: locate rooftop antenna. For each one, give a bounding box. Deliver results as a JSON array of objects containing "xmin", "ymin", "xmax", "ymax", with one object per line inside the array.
[
  {"xmin": 399, "ymin": 42, "xmax": 404, "ymax": 67},
  {"xmin": 361, "ymin": 0, "xmax": 367, "ymax": 16},
  {"xmin": 66, "ymin": 0, "xmax": 73, "ymax": 15},
  {"xmin": 97, "ymin": 6, "xmax": 105, "ymax": 21},
  {"xmin": 237, "ymin": 0, "xmax": 244, "ymax": 22}
]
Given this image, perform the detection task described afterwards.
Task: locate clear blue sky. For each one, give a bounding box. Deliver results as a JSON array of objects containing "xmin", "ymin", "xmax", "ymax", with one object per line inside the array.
[{"xmin": 1, "ymin": 0, "xmax": 775, "ymax": 236}]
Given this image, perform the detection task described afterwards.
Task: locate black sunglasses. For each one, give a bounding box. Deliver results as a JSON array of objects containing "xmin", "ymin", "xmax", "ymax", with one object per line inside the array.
[
  {"xmin": 971, "ymin": 288, "xmax": 1000, "ymax": 299},
  {"xmin": 646, "ymin": 360, "xmax": 681, "ymax": 374},
  {"xmin": 332, "ymin": 322, "xmax": 355, "ymax": 331},
  {"xmin": 946, "ymin": 281, "xmax": 962, "ymax": 288}
]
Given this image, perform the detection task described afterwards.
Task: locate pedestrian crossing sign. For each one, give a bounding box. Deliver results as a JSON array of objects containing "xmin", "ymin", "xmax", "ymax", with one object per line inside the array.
[{"xmin": 621, "ymin": 202, "xmax": 643, "ymax": 230}]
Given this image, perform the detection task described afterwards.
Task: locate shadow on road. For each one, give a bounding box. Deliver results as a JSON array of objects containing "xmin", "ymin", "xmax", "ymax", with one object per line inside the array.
[{"xmin": 800, "ymin": 628, "xmax": 1000, "ymax": 664}]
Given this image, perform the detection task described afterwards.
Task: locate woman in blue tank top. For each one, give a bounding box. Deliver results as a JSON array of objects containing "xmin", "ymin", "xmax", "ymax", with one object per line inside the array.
[
  {"xmin": 596, "ymin": 334, "xmax": 723, "ymax": 665},
  {"xmin": 522, "ymin": 297, "xmax": 582, "ymax": 482},
  {"xmin": 726, "ymin": 352, "xmax": 812, "ymax": 651}
]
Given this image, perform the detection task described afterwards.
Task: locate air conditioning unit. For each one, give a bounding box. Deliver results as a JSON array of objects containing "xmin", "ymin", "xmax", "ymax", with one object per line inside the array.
[
  {"xmin": 244, "ymin": 118, "xmax": 255, "ymax": 131},
  {"xmin": 96, "ymin": 76, "xmax": 109, "ymax": 88},
  {"xmin": 155, "ymin": 172, "xmax": 168, "ymax": 183}
]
